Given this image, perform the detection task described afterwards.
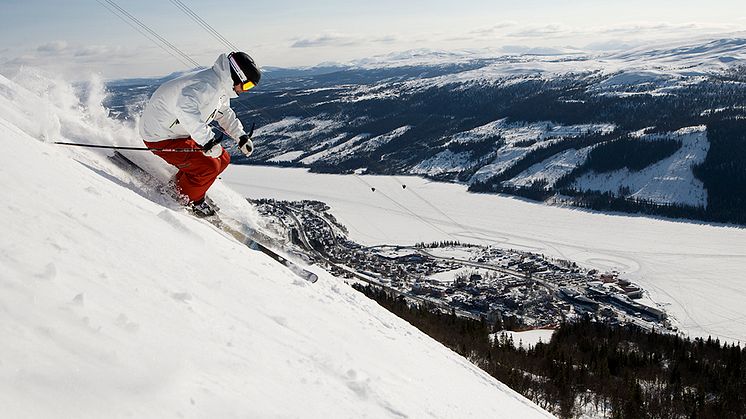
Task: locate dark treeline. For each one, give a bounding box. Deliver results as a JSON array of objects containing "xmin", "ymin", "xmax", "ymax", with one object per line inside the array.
[
  {"xmin": 559, "ymin": 190, "xmax": 709, "ymax": 222},
  {"xmin": 354, "ymin": 284, "xmax": 746, "ymax": 418},
  {"xmin": 447, "ymin": 135, "xmax": 502, "ymax": 157},
  {"xmin": 578, "ymin": 137, "xmax": 682, "ymax": 173},
  {"xmin": 693, "ymin": 119, "xmax": 746, "ymax": 224}
]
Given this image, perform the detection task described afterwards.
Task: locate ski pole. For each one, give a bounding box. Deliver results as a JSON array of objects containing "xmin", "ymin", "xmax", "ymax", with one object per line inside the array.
[
  {"xmin": 54, "ymin": 123, "xmax": 256, "ymax": 153},
  {"xmin": 53, "ymin": 141, "xmax": 206, "ymax": 152}
]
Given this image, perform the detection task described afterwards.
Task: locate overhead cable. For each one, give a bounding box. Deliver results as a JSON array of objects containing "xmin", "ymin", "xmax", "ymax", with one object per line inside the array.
[
  {"xmin": 353, "ymin": 174, "xmax": 458, "ymax": 241},
  {"xmin": 167, "ymin": 0, "xmax": 240, "ymax": 52},
  {"xmin": 393, "ymin": 176, "xmax": 474, "ymax": 237},
  {"xmin": 96, "ymin": 0, "xmax": 196, "ymax": 68},
  {"xmin": 99, "ymin": 0, "xmax": 201, "ymax": 68}
]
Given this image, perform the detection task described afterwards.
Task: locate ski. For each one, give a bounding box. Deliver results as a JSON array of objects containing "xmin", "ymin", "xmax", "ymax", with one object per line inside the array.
[
  {"xmin": 202, "ymin": 214, "xmax": 319, "ymax": 283},
  {"xmin": 108, "ymin": 151, "xmax": 319, "ymax": 283}
]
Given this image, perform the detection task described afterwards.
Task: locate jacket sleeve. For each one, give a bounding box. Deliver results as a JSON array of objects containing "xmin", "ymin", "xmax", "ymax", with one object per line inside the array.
[
  {"xmin": 173, "ymin": 83, "xmax": 215, "ymax": 147},
  {"xmin": 214, "ymin": 104, "xmax": 246, "ymax": 141}
]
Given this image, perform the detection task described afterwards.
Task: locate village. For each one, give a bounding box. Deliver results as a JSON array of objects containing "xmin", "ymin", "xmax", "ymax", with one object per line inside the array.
[{"xmin": 254, "ymin": 198, "xmax": 674, "ymax": 332}]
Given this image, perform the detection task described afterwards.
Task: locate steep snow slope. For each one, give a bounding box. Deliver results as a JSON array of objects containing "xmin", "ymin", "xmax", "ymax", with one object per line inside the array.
[{"xmin": 0, "ymin": 71, "xmax": 552, "ymax": 418}]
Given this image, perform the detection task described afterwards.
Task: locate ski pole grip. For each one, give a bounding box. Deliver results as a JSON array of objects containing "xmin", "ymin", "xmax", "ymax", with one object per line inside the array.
[{"xmin": 202, "ymin": 131, "xmax": 224, "ymax": 151}]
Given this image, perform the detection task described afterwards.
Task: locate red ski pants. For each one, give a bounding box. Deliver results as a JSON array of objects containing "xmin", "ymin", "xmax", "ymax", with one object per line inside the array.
[{"xmin": 144, "ymin": 137, "xmax": 230, "ymax": 202}]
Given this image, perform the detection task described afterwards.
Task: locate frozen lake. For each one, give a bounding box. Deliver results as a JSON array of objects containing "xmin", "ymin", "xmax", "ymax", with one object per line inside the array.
[{"xmin": 222, "ymin": 165, "xmax": 746, "ymax": 344}]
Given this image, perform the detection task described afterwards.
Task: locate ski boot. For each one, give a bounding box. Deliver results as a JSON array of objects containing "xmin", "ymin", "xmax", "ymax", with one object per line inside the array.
[{"xmin": 190, "ymin": 198, "xmax": 216, "ymax": 218}]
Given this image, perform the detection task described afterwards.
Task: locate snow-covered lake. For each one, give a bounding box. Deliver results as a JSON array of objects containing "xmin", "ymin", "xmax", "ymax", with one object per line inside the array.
[{"xmin": 222, "ymin": 165, "xmax": 746, "ymax": 344}]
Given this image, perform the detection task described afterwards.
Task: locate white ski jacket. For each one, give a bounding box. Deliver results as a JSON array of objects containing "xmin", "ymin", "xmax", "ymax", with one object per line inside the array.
[{"xmin": 139, "ymin": 54, "xmax": 246, "ymax": 146}]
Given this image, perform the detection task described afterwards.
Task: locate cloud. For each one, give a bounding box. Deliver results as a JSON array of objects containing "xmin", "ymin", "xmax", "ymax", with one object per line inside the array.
[
  {"xmin": 599, "ymin": 22, "xmax": 701, "ymax": 35},
  {"xmin": 36, "ymin": 41, "xmax": 69, "ymax": 53},
  {"xmin": 290, "ymin": 32, "xmax": 398, "ymax": 48},
  {"xmin": 74, "ymin": 45, "xmax": 114, "ymax": 57},
  {"xmin": 440, "ymin": 22, "xmax": 519, "ymax": 42},
  {"xmin": 583, "ymin": 39, "xmax": 643, "ymax": 52},
  {"xmin": 372, "ymin": 35, "xmax": 397, "ymax": 45},
  {"xmin": 469, "ymin": 21, "xmax": 518, "ymax": 37},
  {"xmin": 291, "ymin": 33, "xmax": 361, "ymax": 48},
  {"xmin": 499, "ymin": 45, "xmax": 573, "ymax": 55},
  {"xmin": 1, "ymin": 41, "xmax": 148, "ymax": 80},
  {"xmin": 506, "ymin": 24, "xmax": 573, "ymax": 38},
  {"xmin": 29, "ymin": 41, "xmax": 135, "ymax": 60}
]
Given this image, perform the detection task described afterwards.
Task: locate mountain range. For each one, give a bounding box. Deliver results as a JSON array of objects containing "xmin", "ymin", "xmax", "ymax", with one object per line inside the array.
[{"xmin": 108, "ymin": 37, "xmax": 746, "ymax": 224}]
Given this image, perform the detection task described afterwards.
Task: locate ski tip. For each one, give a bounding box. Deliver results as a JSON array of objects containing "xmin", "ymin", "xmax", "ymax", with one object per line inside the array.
[{"xmin": 296, "ymin": 269, "xmax": 319, "ymax": 283}]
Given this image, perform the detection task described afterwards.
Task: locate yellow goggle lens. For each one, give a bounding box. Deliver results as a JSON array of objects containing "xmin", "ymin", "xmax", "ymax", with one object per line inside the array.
[{"xmin": 242, "ymin": 81, "xmax": 256, "ymax": 91}]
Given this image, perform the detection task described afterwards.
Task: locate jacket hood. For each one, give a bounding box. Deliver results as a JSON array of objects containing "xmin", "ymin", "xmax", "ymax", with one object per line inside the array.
[{"xmin": 212, "ymin": 53, "xmax": 238, "ymax": 99}]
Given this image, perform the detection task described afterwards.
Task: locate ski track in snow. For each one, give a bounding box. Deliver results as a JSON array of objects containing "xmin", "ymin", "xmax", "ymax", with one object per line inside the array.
[{"xmin": 0, "ymin": 69, "xmax": 553, "ymax": 418}]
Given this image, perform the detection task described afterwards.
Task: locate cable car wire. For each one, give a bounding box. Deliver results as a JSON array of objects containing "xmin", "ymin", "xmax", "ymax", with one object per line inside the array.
[
  {"xmin": 168, "ymin": 0, "xmax": 240, "ymax": 52},
  {"xmin": 100, "ymin": 0, "xmax": 201, "ymax": 68},
  {"xmin": 353, "ymin": 174, "xmax": 458, "ymax": 240},
  {"xmin": 96, "ymin": 0, "xmax": 197, "ymax": 68}
]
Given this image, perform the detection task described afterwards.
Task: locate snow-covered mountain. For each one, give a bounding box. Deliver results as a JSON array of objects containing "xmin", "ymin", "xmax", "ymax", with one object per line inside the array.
[{"xmin": 0, "ymin": 71, "xmax": 553, "ymax": 417}]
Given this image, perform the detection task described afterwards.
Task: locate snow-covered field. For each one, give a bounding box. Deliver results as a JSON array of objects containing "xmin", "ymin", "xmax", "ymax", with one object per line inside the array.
[
  {"xmin": 223, "ymin": 166, "xmax": 746, "ymax": 344},
  {"xmin": 0, "ymin": 70, "xmax": 553, "ymax": 418}
]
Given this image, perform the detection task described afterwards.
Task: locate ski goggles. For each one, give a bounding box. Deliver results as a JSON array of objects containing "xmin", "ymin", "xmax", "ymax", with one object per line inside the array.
[{"xmin": 228, "ymin": 53, "xmax": 256, "ymax": 91}]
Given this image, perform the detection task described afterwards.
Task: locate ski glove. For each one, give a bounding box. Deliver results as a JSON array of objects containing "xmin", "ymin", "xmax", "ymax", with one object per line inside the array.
[
  {"xmin": 202, "ymin": 133, "xmax": 224, "ymax": 158},
  {"xmin": 238, "ymin": 134, "xmax": 254, "ymax": 157}
]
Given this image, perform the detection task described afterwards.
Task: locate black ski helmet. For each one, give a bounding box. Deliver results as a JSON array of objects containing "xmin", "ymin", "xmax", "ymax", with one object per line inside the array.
[{"xmin": 228, "ymin": 51, "xmax": 261, "ymax": 88}]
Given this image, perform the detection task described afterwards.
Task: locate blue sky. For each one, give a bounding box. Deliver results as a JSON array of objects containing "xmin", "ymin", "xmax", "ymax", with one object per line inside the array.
[{"xmin": 1, "ymin": 0, "xmax": 744, "ymax": 79}]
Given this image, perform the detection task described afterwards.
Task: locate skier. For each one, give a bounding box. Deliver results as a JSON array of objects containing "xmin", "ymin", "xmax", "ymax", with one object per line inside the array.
[{"xmin": 139, "ymin": 51, "xmax": 260, "ymax": 217}]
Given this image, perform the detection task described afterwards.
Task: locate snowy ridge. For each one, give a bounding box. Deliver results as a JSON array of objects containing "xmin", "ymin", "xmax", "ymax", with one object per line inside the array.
[
  {"xmin": 506, "ymin": 147, "xmax": 592, "ymax": 189},
  {"xmin": 411, "ymin": 119, "xmax": 614, "ymax": 181},
  {"xmin": 606, "ymin": 38, "xmax": 746, "ymax": 71},
  {"xmin": 300, "ymin": 133, "xmax": 369, "ymax": 164},
  {"xmin": 355, "ymin": 36, "xmax": 745, "ymax": 75},
  {"xmin": 469, "ymin": 120, "xmax": 614, "ymax": 183},
  {"xmin": 301, "ymin": 126, "xmax": 411, "ymax": 165},
  {"xmin": 0, "ymin": 70, "xmax": 553, "ymax": 417},
  {"xmin": 356, "ymin": 125, "xmax": 411, "ymax": 153},
  {"xmin": 411, "ymin": 149, "xmax": 481, "ymax": 176},
  {"xmin": 336, "ymin": 37, "xmax": 746, "ymax": 98}
]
